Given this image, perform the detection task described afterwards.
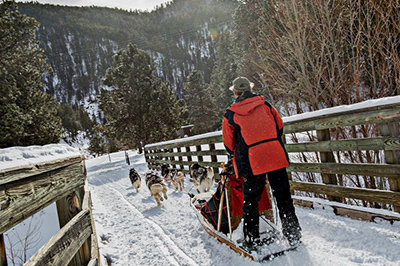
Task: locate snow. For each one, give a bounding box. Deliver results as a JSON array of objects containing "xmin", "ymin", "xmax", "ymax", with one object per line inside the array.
[
  {"xmin": 84, "ymin": 151, "xmax": 400, "ymax": 266},
  {"xmin": 2, "ymin": 146, "xmax": 400, "ymax": 265},
  {"xmin": 283, "ymin": 95, "xmax": 400, "ymax": 123},
  {"xmin": 0, "ymin": 144, "xmax": 81, "ymax": 171}
]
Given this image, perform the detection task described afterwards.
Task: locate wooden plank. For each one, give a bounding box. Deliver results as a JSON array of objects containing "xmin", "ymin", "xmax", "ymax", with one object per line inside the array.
[
  {"xmin": 196, "ymin": 145, "xmax": 203, "ymax": 162},
  {"xmin": 381, "ymin": 122, "xmax": 400, "ymax": 212},
  {"xmin": 287, "ymin": 162, "xmax": 400, "ymax": 179},
  {"xmin": 332, "ymin": 206, "xmax": 400, "ymax": 223},
  {"xmin": 146, "ymin": 158, "xmax": 220, "ymax": 169},
  {"xmin": 56, "ymin": 187, "xmax": 90, "ymax": 266},
  {"xmin": 83, "ymin": 191, "xmax": 101, "ymax": 263},
  {"xmin": 185, "ymin": 146, "xmax": 192, "ymax": 168},
  {"xmin": 293, "ymin": 198, "xmax": 400, "ymax": 222},
  {"xmin": 0, "ymin": 234, "xmax": 6, "ymax": 266},
  {"xmin": 285, "ymin": 137, "xmax": 400, "ymax": 153},
  {"xmin": 25, "ymin": 210, "xmax": 92, "ymax": 266},
  {"xmin": 0, "ymin": 156, "xmax": 84, "ymax": 186},
  {"xmin": 316, "ymin": 129, "xmax": 339, "ymax": 202},
  {"xmin": 284, "ymin": 105, "xmax": 400, "ymax": 133},
  {"xmin": 144, "ymin": 135, "xmax": 223, "ymax": 151},
  {"xmin": 0, "ymin": 163, "xmax": 85, "ymax": 235},
  {"xmin": 209, "ymin": 143, "xmax": 220, "ymax": 181},
  {"xmin": 147, "ymin": 149, "xmax": 227, "ymax": 158},
  {"xmin": 289, "ymin": 181, "xmax": 400, "ymax": 205}
]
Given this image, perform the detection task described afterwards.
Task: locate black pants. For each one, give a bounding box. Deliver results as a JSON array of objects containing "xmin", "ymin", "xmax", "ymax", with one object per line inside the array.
[{"xmin": 242, "ymin": 168, "xmax": 301, "ymax": 240}]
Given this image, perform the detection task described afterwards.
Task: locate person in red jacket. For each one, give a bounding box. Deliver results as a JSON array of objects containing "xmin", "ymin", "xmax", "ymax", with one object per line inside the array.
[{"xmin": 222, "ymin": 77, "xmax": 301, "ymax": 247}]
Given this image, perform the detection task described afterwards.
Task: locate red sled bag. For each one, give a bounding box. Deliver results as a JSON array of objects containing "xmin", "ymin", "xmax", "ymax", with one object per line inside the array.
[{"xmin": 198, "ymin": 161, "xmax": 274, "ymax": 234}]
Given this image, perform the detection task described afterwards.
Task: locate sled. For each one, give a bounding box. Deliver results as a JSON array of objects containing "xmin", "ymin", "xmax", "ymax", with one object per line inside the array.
[{"xmin": 190, "ymin": 162, "xmax": 297, "ymax": 262}]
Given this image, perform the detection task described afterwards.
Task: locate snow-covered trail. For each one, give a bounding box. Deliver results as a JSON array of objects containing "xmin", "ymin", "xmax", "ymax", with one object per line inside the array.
[{"xmin": 86, "ymin": 151, "xmax": 400, "ymax": 266}]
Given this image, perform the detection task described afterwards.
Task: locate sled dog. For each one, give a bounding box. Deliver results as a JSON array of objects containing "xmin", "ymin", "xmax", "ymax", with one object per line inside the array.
[
  {"xmin": 145, "ymin": 172, "xmax": 168, "ymax": 206},
  {"xmin": 190, "ymin": 163, "xmax": 214, "ymax": 193},
  {"xmin": 129, "ymin": 167, "xmax": 141, "ymax": 192},
  {"xmin": 161, "ymin": 164, "xmax": 170, "ymax": 178},
  {"xmin": 166, "ymin": 169, "xmax": 185, "ymax": 192}
]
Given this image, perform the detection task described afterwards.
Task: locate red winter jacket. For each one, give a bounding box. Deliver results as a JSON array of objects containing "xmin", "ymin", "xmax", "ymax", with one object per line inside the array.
[{"xmin": 222, "ymin": 94, "xmax": 289, "ymax": 177}]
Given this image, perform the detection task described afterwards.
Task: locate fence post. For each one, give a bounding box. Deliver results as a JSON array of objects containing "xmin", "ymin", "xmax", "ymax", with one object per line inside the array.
[
  {"xmin": 168, "ymin": 148, "xmax": 175, "ymax": 169},
  {"xmin": 196, "ymin": 145, "xmax": 203, "ymax": 162},
  {"xmin": 56, "ymin": 188, "xmax": 91, "ymax": 266},
  {"xmin": 177, "ymin": 147, "xmax": 183, "ymax": 170},
  {"xmin": 209, "ymin": 143, "xmax": 219, "ymax": 181},
  {"xmin": 380, "ymin": 122, "xmax": 400, "ymax": 212},
  {"xmin": 0, "ymin": 234, "xmax": 6, "ymax": 266},
  {"xmin": 316, "ymin": 129, "xmax": 341, "ymax": 202},
  {"xmin": 185, "ymin": 146, "xmax": 192, "ymax": 173}
]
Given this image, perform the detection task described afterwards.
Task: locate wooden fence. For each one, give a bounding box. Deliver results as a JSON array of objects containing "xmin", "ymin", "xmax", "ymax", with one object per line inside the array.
[
  {"xmin": 0, "ymin": 156, "xmax": 100, "ymax": 266},
  {"xmin": 145, "ymin": 97, "xmax": 400, "ymax": 221}
]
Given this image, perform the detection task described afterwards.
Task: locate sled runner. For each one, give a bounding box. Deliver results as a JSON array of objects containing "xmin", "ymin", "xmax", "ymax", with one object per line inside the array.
[{"xmin": 190, "ymin": 162, "xmax": 298, "ymax": 262}]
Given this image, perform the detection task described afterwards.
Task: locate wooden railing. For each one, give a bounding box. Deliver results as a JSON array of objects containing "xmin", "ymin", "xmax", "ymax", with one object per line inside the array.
[
  {"xmin": 145, "ymin": 97, "xmax": 400, "ymax": 220},
  {"xmin": 0, "ymin": 156, "xmax": 100, "ymax": 266}
]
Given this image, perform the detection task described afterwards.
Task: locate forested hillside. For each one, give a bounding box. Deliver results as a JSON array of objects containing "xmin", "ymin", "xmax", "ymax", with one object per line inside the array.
[{"xmin": 18, "ymin": 0, "xmax": 239, "ymax": 120}]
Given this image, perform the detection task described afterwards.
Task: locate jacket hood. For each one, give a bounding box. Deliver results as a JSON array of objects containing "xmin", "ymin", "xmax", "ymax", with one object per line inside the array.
[{"xmin": 228, "ymin": 95, "xmax": 265, "ymax": 115}]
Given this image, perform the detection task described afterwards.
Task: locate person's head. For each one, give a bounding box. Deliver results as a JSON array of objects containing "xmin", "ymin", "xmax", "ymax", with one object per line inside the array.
[{"xmin": 229, "ymin": 77, "xmax": 254, "ymax": 98}]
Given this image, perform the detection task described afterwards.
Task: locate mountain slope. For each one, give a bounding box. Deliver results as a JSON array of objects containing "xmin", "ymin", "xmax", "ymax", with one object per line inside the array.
[{"xmin": 18, "ymin": 0, "xmax": 239, "ymax": 120}]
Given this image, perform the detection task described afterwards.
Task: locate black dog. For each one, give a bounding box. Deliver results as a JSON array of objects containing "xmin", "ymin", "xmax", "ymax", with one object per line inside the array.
[{"xmin": 129, "ymin": 168, "xmax": 141, "ymax": 192}]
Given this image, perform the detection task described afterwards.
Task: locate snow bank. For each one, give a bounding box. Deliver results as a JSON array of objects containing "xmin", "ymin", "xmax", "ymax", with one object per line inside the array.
[{"xmin": 0, "ymin": 144, "xmax": 82, "ymax": 171}]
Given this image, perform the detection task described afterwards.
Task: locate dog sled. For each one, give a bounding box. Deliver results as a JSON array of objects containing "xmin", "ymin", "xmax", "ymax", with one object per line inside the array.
[{"xmin": 190, "ymin": 162, "xmax": 298, "ymax": 262}]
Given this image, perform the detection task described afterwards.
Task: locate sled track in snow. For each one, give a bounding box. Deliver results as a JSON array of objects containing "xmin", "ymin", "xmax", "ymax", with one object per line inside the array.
[{"xmin": 98, "ymin": 179, "xmax": 199, "ymax": 266}]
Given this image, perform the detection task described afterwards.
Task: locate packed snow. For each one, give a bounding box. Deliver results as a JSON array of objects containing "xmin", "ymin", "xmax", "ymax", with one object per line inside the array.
[{"xmin": 85, "ymin": 150, "xmax": 400, "ymax": 266}]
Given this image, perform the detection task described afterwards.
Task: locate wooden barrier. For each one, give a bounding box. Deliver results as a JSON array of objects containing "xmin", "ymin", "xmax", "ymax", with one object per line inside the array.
[
  {"xmin": 0, "ymin": 155, "xmax": 100, "ymax": 266},
  {"xmin": 144, "ymin": 97, "xmax": 400, "ymax": 218}
]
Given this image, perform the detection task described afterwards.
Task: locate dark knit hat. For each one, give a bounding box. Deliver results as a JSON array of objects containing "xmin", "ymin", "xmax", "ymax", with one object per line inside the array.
[{"xmin": 229, "ymin": 77, "xmax": 255, "ymax": 93}]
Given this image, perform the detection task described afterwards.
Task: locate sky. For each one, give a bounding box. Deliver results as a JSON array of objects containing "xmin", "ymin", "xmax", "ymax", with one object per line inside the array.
[{"xmin": 19, "ymin": 0, "xmax": 171, "ymax": 12}]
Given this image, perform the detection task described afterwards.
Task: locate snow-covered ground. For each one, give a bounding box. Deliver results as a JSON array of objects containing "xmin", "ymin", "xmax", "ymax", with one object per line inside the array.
[{"xmin": 86, "ymin": 151, "xmax": 400, "ymax": 266}]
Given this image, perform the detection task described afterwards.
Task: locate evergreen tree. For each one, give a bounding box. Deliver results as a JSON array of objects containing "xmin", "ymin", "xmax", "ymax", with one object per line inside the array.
[
  {"xmin": 57, "ymin": 103, "xmax": 82, "ymax": 141},
  {"xmin": 184, "ymin": 70, "xmax": 218, "ymax": 134},
  {"xmin": 209, "ymin": 32, "xmax": 238, "ymax": 116},
  {"xmin": 0, "ymin": 1, "xmax": 62, "ymax": 148},
  {"xmin": 99, "ymin": 44, "xmax": 182, "ymax": 152},
  {"xmin": 77, "ymin": 107, "xmax": 93, "ymax": 132}
]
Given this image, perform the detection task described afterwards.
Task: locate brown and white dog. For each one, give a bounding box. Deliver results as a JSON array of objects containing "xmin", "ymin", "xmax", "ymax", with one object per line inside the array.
[
  {"xmin": 129, "ymin": 168, "xmax": 141, "ymax": 192},
  {"xmin": 145, "ymin": 172, "xmax": 168, "ymax": 206},
  {"xmin": 189, "ymin": 163, "xmax": 214, "ymax": 193}
]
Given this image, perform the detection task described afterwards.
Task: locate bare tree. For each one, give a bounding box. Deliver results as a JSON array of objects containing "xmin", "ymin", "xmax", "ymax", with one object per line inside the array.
[
  {"xmin": 245, "ymin": 0, "xmax": 400, "ymax": 208},
  {"xmin": 5, "ymin": 212, "xmax": 43, "ymax": 265}
]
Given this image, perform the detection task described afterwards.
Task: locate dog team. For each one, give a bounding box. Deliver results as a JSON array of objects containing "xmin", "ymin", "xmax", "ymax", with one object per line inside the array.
[{"xmin": 128, "ymin": 163, "xmax": 215, "ymax": 206}]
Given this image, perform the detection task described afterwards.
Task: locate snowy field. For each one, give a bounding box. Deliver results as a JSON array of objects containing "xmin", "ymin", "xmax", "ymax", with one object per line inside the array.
[{"xmin": 86, "ymin": 151, "xmax": 400, "ymax": 266}]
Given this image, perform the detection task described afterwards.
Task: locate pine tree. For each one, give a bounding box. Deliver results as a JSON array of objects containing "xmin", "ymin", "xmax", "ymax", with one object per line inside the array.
[
  {"xmin": 0, "ymin": 1, "xmax": 62, "ymax": 148},
  {"xmin": 57, "ymin": 103, "xmax": 82, "ymax": 141},
  {"xmin": 209, "ymin": 32, "xmax": 238, "ymax": 116},
  {"xmin": 99, "ymin": 44, "xmax": 183, "ymax": 152},
  {"xmin": 184, "ymin": 70, "xmax": 219, "ymax": 134}
]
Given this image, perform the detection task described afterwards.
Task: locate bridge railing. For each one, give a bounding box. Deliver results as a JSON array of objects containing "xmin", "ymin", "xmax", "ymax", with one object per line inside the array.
[
  {"xmin": 0, "ymin": 155, "xmax": 100, "ymax": 266},
  {"xmin": 144, "ymin": 96, "xmax": 400, "ymax": 221}
]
